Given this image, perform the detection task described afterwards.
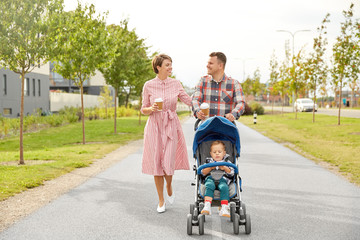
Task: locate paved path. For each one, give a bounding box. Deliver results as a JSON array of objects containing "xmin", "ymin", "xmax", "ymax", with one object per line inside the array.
[{"xmin": 1, "ymin": 118, "xmax": 360, "ymax": 240}]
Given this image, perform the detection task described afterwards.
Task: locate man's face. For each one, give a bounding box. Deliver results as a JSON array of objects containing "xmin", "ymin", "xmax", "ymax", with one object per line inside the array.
[{"xmin": 207, "ymin": 56, "xmax": 222, "ymax": 75}]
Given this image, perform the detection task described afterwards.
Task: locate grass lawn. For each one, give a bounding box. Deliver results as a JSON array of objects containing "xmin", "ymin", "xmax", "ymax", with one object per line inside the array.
[
  {"xmin": 239, "ymin": 112, "xmax": 360, "ymax": 186},
  {"xmin": 0, "ymin": 111, "xmax": 191, "ymax": 201}
]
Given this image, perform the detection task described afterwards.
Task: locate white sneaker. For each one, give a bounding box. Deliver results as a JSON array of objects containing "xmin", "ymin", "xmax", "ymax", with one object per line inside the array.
[
  {"xmin": 166, "ymin": 191, "xmax": 175, "ymax": 204},
  {"xmin": 157, "ymin": 203, "xmax": 166, "ymax": 213},
  {"xmin": 201, "ymin": 201, "xmax": 211, "ymax": 215},
  {"xmin": 219, "ymin": 204, "xmax": 230, "ymax": 218}
]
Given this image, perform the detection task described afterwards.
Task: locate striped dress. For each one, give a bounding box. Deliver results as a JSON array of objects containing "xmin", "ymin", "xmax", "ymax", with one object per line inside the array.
[{"xmin": 141, "ymin": 77, "xmax": 192, "ymax": 176}]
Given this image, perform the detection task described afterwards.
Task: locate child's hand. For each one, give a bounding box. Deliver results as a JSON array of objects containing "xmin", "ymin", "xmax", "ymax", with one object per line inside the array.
[{"xmin": 219, "ymin": 166, "xmax": 229, "ymax": 172}]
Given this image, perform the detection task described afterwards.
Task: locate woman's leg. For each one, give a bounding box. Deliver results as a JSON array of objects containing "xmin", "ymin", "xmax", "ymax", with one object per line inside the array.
[
  {"xmin": 154, "ymin": 176, "xmax": 165, "ymax": 207},
  {"xmin": 164, "ymin": 175, "xmax": 173, "ymax": 196}
]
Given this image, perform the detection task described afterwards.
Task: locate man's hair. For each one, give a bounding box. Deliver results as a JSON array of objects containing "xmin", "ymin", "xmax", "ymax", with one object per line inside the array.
[
  {"xmin": 210, "ymin": 140, "xmax": 226, "ymax": 151},
  {"xmin": 209, "ymin": 52, "xmax": 227, "ymax": 69},
  {"xmin": 152, "ymin": 54, "xmax": 172, "ymax": 74}
]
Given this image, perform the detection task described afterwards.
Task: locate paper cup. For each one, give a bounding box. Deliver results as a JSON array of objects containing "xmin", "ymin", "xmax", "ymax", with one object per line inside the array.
[
  {"xmin": 155, "ymin": 98, "xmax": 163, "ymax": 111},
  {"xmin": 200, "ymin": 103, "xmax": 209, "ymax": 116}
]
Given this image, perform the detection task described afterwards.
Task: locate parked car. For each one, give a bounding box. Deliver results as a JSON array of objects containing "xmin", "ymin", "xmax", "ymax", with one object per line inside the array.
[{"xmin": 294, "ymin": 98, "xmax": 318, "ymax": 112}]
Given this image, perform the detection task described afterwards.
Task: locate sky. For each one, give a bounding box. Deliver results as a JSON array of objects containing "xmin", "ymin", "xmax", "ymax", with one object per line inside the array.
[{"xmin": 63, "ymin": 0, "xmax": 360, "ymax": 88}]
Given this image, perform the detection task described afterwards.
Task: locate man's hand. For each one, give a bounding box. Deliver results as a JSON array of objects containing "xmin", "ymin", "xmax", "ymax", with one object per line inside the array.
[
  {"xmin": 225, "ymin": 113, "xmax": 235, "ymax": 122},
  {"xmin": 196, "ymin": 110, "xmax": 206, "ymax": 120}
]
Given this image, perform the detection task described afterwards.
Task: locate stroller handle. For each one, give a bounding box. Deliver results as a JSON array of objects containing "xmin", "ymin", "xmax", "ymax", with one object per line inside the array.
[
  {"xmin": 197, "ymin": 162, "xmax": 238, "ymax": 175},
  {"xmin": 194, "ymin": 116, "xmax": 236, "ymax": 131}
]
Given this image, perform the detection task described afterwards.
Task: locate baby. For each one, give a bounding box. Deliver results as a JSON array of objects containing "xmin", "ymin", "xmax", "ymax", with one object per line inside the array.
[{"xmin": 200, "ymin": 140, "xmax": 234, "ymax": 217}]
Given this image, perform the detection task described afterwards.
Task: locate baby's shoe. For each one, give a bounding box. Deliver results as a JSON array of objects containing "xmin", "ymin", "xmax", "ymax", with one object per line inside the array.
[
  {"xmin": 201, "ymin": 201, "xmax": 211, "ymax": 215},
  {"xmin": 219, "ymin": 204, "xmax": 230, "ymax": 217}
]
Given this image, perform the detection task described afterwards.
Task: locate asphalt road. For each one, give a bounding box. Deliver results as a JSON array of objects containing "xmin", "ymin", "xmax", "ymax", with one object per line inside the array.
[{"xmin": 1, "ymin": 117, "xmax": 360, "ymax": 240}]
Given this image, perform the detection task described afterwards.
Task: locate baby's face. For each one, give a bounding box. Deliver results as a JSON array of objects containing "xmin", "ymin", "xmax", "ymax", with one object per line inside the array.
[{"xmin": 210, "ymin": 144, "xmax": 226, "ymax": 161}]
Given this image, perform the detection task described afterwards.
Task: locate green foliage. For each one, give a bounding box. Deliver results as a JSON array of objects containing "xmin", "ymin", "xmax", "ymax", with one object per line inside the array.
[
  {"xmin": 249, "ymin": 102, "xmax": 265, "ymax": 115},
  {"xmin": 0, "ymin": 0, "xmax": 64, "ymax": 163}
]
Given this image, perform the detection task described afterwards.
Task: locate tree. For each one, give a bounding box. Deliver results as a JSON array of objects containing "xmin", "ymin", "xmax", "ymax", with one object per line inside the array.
[
  {"xmin": 50, "ymin": 2, "xmax": 113, "ymax": 143},
  {"xmin": 268, "ymin": 51, "xmax": 280, "ymax": 114},
  {"xmin": 331, "ymin": 3, "xmax": 357, "ymax": 125},
  {"xmin": 305, "ymin": 14, "xmax": 330, "ymax": 123},
  {"xmin": 0, "ymin": 0, "xmax": 63, "ymax": 164},
  {"xmin": 99, "ymin": 86, "xmax": 114, "ymax": 118},
  {"xmin": 100, "ymin": 20, "xmax": 153, "ymax": 132},
  {"xmin": 277, "ymin": 40, "xmax": 292, "ymax": 115},
  {"xmin": 290, "ymin": 48, "xmax": 307, "ymax": 119}
]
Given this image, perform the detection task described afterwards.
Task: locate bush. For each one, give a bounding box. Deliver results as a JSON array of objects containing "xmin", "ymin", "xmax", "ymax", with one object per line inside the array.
[
  {"xmin": 250, "ymin": 101, "xmax": 264, "ymax": 115},
  {"xmin": 243, "ymin": 102, "xmax": 253, "ymax": 116},
  {"xmin": 242, "ymin": 101, "xmax": 264, "ymax": 115}
]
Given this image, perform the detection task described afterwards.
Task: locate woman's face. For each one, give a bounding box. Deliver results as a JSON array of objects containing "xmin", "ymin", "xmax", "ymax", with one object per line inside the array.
[{"xmin": 157, "ymin": 59, "xmax": 172, "ymax": 77}]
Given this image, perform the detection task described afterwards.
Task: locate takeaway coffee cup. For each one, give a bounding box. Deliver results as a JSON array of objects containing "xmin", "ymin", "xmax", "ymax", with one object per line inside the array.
[
  {"xmin": 155, "ymin": 98, "xmax": 163, "ymax": 111},
  {"xmin": 200, "ymin": 103, "xmax": 209, "ymax": 116}
]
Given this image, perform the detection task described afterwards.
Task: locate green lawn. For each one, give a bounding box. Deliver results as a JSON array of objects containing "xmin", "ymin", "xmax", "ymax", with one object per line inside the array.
[
  {"xmin": 0, "ymin": 112, "xmax": 191, "ymax": 201},
  {"xmin": 239, "ymin": 112, "xmax": 360, "ymax": 186}
]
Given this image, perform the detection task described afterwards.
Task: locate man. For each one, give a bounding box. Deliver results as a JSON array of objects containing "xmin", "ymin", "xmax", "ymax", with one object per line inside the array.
[{"xmin": 192, "ymin": 52, "xmax": 245, "ymax": 122}]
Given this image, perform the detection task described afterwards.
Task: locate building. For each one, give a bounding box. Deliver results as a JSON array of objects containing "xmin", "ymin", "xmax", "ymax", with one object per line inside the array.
[
  {"xmin": 0, "ymin": 62, "xmax": 116, "ymax": 118},
  {"xmin": 0, "ymin": 63, "xmax": 50, "ymax": 118}
]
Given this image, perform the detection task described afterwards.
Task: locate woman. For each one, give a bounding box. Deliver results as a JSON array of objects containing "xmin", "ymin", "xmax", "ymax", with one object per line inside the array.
[{"xmin": 141, "ymin": 54, "xmax": 192, "ymax": 213}]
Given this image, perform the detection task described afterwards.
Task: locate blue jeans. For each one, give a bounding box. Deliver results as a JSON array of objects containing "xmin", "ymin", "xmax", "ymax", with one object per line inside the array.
[{"xmin": 204, "ymin": 176, "xmax": 229, "ymax": 201}]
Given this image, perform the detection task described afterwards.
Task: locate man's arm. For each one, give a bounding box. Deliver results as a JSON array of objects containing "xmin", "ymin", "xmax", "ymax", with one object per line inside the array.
[
  {"xmin": 231, "ymin": 80, "xmax": 246, "ymax": 119},
  {"xmin": 192, "ymin": 78, "xmax": 203, "ymax": 119}
]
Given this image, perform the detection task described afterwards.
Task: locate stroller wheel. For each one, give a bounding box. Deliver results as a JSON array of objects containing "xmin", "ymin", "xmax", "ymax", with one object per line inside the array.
[
  {"xmin": 229, "ymin": 202, "xmax": 236, "ymax": 222},
  {"xmin": 190, "ymin": 204, "xmax": 195, "ymax": 215},
  {"xmin": 241, "ymin": 202, "xmax": 247, "ymax": 216},
  {"xmin": 245, "ymin": 214, "xmax": 251, "ymax": 234},
  {"xmin": 198, "ymin": 214, "xmax": 205, "ymax": 235},
  {"xmin": 233, "ymin": 213, "xmax": 239, "ymax": 235},
  {"xmin": 187, "ymin": 214, "xmax": 193, "ymax": 235}
]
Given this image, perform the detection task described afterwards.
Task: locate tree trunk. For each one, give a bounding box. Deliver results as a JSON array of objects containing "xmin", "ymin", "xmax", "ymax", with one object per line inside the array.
[
  {"xmin": 114, "ymin": 88, "xmax": 118, "ymax": 134},
  {"xmin": 312, "ymin": 85, "xmax": 316, "ymax": 123},
  {"xmin": 295, "ymin": 88, "xmax": 298, "ymax": 120},
  {"xmin": 351, "ymin": 89, "xmax": 355, "ymax": 108},
  {"xmin": 338, "ymin": 80, "xmax": 342, "ymax": 126},
  {"xmin": 271, "ymin": 94, "xmax": 274, "ymax": 114},
  {"xmin": 80, "ymin": 81, "xmax": 85, "ymax": 144},
  {"xmin": 19, "ymin": 70, "xmax": 25, "ymax": 165},
  {"xmin": 125, "ymin": 87, "xmax": 131, "ymax": 108},
  {"xmin": 138, "ymin": 94, "xmax": 142, "ymax": 125}
]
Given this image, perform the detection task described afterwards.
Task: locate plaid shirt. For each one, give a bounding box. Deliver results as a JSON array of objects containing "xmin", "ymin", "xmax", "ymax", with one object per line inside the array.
[{"xmin": 192, "ymin": 74, "xmax": 245, "ymax": 119}]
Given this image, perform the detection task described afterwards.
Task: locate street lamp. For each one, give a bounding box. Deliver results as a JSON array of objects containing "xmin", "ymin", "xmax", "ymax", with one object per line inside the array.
[
  {"xmin": 276, "ymin": 29, "xmax": 311, "ymax": 57},
  {"xmin": 277, "ymin": 29, "xmax": 310, "ymax": 111},
  {"xmin": 235, "ymin": 58, "xmax": 255, "ymax": 82}
]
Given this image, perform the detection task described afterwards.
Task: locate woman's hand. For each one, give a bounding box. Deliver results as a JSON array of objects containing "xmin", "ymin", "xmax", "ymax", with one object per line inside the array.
[{"xmin": 143, "ymin": 103, "xmax": 159, "ymax": 115}]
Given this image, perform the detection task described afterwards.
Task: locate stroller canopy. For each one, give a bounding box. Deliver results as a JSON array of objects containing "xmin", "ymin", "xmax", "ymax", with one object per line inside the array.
[{"xmin": 193, "ymin": 116, "xmax": 241, "ymax": 157}]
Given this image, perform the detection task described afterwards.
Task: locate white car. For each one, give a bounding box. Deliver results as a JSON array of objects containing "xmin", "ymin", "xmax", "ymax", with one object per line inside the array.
[{"xmin": 294, "ymin": 98, "xmax": 318, "ymax": 112}]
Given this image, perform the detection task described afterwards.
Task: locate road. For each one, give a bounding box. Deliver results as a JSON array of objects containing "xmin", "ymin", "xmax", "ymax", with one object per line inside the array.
[
  {"xmin": 265, "ymin": 106, "xmax": 360, "ymax": 118},
  {"xmin": 1, "ymin": 117, "xmax": 360, "ymax": 240}
]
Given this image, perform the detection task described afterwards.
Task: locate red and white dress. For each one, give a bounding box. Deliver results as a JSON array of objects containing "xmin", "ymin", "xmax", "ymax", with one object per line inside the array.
[{"xmin": 141, "ymin": 77, "xmax": 192, "ymax": 176}]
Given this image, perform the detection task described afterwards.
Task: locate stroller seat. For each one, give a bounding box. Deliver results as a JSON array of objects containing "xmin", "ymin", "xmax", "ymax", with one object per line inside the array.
[{"xmin": 197, "ymin": 140, "xmax": 237, "ymax": 201}]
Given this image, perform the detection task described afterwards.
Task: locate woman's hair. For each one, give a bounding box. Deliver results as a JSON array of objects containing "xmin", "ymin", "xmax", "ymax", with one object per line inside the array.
[
  {"xmin": 209, "ymin": 52, "xmax": 227, "ymax": 69},
  {"xmin": 210, "ymin": 140, "xmax": 226, "ymax": 151},
  {"xmin": 152, "ymin": 54, "xmax": 172, "ymax": 74}
]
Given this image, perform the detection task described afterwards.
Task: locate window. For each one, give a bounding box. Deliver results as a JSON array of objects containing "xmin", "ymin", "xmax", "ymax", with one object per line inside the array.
[
  {"xmin": 3, "ymin": 108, "xmax": 12, "ymax": 115},
  {"xmin": 33, "ymin": 79, "xmax": 36, "ymax": 96},
  {"xmin": 3, "ymin": 74, "xmax": 6, "ymax": 95},
  {"xmin": 25, "ymin": 78, "xmax": 30, "ymax": 96},
  {"xmin": 38, "ymin": 79, "xmax": 41, "ymax": 96}
]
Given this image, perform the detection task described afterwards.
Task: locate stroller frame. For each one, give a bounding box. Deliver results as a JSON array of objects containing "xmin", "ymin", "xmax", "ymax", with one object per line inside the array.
[{"xmin": 187, "ymin": 116, "xmax": 251, "ymax": 235}]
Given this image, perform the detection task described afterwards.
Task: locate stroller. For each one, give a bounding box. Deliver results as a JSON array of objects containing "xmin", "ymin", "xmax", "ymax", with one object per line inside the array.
[{"xmin": 187, "ymin": 116, "xmax": 251, "ymax": 235}]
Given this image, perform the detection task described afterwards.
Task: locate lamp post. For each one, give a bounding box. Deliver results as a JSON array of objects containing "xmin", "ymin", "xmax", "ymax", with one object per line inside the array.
[
  {"xmin": 276, "ymin": 29, "xmax": 311, "ymax": 57},
  {"xmin": 277, "ymin": 29, "xmax": 310, "ymax": 111}
]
